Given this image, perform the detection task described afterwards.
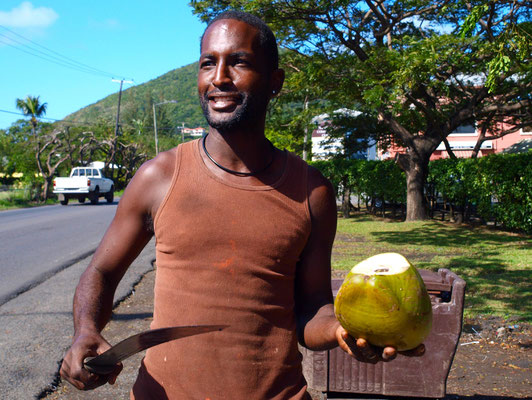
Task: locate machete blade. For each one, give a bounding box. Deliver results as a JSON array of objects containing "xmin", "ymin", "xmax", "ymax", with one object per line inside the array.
[{"xmin": 84, "ymin": 324, "xmax": 227, "ymax": 375}]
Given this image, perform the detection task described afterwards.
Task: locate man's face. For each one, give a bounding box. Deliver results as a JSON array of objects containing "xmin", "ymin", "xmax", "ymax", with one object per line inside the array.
[{"xmin": 198, "ymin": 19, "xmax": 273, "ymax": 132}]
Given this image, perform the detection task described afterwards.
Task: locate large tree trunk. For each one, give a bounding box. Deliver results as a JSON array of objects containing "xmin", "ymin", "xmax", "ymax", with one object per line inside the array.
[
  {"xmin": 395, "ymin": 153, "xmax": 429, "ymax": 221},
  {"xmin": 342, "ymin": 187, "xmax": 351, "ymax": 218}
]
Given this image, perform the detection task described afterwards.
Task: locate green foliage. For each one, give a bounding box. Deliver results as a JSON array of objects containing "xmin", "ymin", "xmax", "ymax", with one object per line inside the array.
[
  {"xmin": 428, "ymin": 152, "xmax": 532, "ymax": 233},
  {"xmin": 1, "ymin": 116, "xmax": 151, "ymax": 200},
  {"xmin": 15, "ymin": 95, "xmax": 47, "ymax": 129},
  {"xmin": 265, "ymin": 50, "xmax": 335, "ymax": 158},
  {"xmin": 460, "ymin": 3, "xmax": 531, "ymax": 92},
  {"xmin": 311, "ymin": 159, "xmax": 406, "ymax": 206},
  {"xmin": 313, "ymin": 152, "xmax": 532, "ymax": 233}
]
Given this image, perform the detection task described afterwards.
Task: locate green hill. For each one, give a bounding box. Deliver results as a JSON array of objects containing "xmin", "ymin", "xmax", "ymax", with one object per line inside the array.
[{"xmin": 64, "ymin": 62, "xmax": 206, "ymax": 131}]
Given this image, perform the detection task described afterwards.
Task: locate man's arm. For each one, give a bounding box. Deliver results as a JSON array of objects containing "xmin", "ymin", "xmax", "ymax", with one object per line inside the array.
[
  {"xmin": 294, "ymin": 167, "xmax": 400, "ymax": 362},
  {"xmin": 294, "ymin": 166, "xmax": 338, "ymax": 351},
  {"xmin": 60, "ymin": 150, "xmax": 175, "ymax": 390}
]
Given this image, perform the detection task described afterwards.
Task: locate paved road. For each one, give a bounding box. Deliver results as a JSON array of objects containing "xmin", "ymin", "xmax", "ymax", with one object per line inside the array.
[
  {"xmin": 0, "ymin": 202, "xmax": 118, "ymax": 306},
  {"xmin": 0, "ymin": 201, "xmax": 156, "ymax": 399}
]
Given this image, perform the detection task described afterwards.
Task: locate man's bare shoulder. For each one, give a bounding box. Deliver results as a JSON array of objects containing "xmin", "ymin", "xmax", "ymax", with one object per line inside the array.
[
  {"xmin": 119, "ymin": 147, "xmax": 177, "ymax": 217},
  {"xmin": 307, "ymin": 165, "xmax": 335, "ymax": 200},
  {"xmin": 134, "ymin": 147, "xmax": 177, "ymax": 184},
  {"xmin": 306, "ymin": 164, "xmax": 337, "ymax": 225}
]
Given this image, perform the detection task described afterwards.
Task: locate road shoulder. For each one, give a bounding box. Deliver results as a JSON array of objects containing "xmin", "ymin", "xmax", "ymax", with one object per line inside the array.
[{"xmin": 0, "ymin": 240, "xmax": 154, "ymax": 400}]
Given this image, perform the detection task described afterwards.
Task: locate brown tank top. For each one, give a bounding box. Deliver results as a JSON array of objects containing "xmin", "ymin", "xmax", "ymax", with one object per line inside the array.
[{"xmin": 132, "ymin": 139, "xmax": 312, "ymax": 400}]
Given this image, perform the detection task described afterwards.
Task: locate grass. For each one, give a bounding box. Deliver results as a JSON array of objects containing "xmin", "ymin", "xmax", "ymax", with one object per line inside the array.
[
  {"xmin": 0, "ymin": 188, "xmax": 36, "ymax": 210},
  {"xmin": 333, "ymin": 213, "xmax": 532, "ymax": 322},
  {"xmin": 0, "ymin": 188, "xmax": 60, "ymax": 210}
]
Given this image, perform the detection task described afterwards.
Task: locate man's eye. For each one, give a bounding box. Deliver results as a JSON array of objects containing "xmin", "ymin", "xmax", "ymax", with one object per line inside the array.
[{"xmin": 201, "ymin": 60, "xmax": 215, "ymax": 68}]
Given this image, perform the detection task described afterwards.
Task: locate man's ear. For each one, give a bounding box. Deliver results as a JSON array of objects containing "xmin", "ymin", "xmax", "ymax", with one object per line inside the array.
[{"xmin": 270, "ymin": 68, "xmax": 285, "ymax": 98}]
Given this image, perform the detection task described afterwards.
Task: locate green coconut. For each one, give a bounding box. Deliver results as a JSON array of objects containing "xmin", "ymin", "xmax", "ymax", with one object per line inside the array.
[{"xmin": 334, "ymin": 253, "xmax": 432, "ymax": 351}]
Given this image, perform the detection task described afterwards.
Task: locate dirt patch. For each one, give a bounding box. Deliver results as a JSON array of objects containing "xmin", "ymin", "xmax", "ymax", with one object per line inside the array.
[
  {"xmin": 45, "ymin": 270, "xmax": 531, "ymax": 400},
  {"xmin": 334, "ymin": 233, "xmax": 367, "ymax": 243},
  {"xmin": 446, "ymin": 316, "xmax": 531, "ymax": 399},
  {"xmin": 331, "ymin": 269, "xmax": 348, "ymax": 280}
]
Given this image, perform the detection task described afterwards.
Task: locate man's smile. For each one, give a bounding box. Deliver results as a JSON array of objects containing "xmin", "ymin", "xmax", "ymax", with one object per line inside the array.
[{"xmin": 207, "ymin": 92, "xmax": 243, "ymax": 111}]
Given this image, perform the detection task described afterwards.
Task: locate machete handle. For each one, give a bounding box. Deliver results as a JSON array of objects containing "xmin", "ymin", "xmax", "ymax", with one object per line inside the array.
[{"xmin": 83, "ymin": 357, "xmax": 117, "ymax": 375}]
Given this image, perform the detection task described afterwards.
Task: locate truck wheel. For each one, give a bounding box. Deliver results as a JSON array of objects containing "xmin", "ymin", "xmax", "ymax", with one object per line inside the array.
[
  {"xmin": 90, "ymin": 187, "xmax": 100, "ymax": 205},
  {"xmin": 105, "ymin": 189, "xmax": 114, "ymax": 204},
  {"xmin": 60, "ymin": 197, "xmax": 69, "ymax": 205},
  {"xmin": 78, "ymin": 197, "xmax": 86, "ymax": 204}
]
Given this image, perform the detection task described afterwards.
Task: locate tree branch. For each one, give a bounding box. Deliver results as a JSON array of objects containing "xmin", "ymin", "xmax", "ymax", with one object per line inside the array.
[{"xmin": 442, "ymin": 138, "xmax": 457, "ymax": 159}]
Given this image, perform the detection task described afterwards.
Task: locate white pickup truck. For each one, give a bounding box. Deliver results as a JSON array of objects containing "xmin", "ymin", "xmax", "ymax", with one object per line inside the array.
[{"xmin": 53, "ymin": 166, "xmax": 114, "ymax": 205}]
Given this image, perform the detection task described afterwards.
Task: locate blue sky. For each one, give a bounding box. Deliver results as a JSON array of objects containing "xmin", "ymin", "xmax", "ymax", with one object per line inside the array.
[{"xmin": 0, "ymin": 1, "xmax": 207, "ymax": 130}]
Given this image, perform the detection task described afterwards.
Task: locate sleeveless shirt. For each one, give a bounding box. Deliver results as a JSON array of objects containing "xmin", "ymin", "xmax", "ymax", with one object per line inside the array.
[{"xmin": 131, "ymin": 139, "xmax": 313, "ymax": 400}]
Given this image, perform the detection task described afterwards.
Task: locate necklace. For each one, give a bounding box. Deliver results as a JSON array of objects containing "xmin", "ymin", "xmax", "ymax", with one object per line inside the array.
[{"xmin": 202, "ymin": 133, "xmax": 275, "ymax": 176}]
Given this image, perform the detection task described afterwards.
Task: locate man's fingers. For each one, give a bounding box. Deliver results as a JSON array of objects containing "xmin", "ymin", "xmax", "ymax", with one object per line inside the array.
[
  {"xmin": 355, "ymin": 338, "xmax": 379, "ymax": 361},
  {"xmin": 336, "ymin": 327, "xmax": 355, "ymax": 357},
  {"xmin": 107, "ymin": 363, "xmax": 123, "ymax": 385},
  {"xmin": 59, "ymin": 334, "xmax": 118, "ymax": 391},
  {"xmin": 382, "ymin": 346, "xmax": 397, "ymax": 361},
  {"xmin": 60, "ymin": 358, "xmax": 102, "ymax": 391},
  {"xmin": 335, "ymin": 326, "xmax": 424, "ymax": 363}
]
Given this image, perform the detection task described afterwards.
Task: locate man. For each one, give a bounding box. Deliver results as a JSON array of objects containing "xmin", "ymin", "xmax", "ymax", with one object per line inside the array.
[{"xmin": 60, "ymin": 11, "xmax": 416, "ymax": 399}]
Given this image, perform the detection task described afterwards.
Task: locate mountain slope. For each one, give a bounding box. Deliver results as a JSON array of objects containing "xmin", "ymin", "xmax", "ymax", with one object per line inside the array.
[{"xmin": 64, "ymin": 62, "xmax": 206, "ymax": 129}]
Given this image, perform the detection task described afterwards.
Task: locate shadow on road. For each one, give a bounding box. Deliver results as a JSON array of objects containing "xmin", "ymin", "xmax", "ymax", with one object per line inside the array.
[
  {"xmin": 111, "ymin": 312, "xmax": 153, "ymax": 321},
  {"xmin": 60, "ymin": 199, "xmax": 119, "ymax": 207}
]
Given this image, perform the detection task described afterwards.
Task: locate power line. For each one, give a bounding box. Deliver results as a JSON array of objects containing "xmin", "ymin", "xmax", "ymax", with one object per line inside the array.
[
  {"xmin": 0, "ymin": 108, "xmax": 98, "ymax": 126},
  {"xmin": 0, "ymin": 33, "xmax": 112, "ymax": 78},
  {"xmin": 0, "ymin": 25, "xmax": 131, "ymax": 80},
  {"xmin": 1, "ymin": 26, "xmax": 122, "ymax": 77},
  {"xmin": 0, "ymin": 37, "xmax": 117, "ymax": 78}
]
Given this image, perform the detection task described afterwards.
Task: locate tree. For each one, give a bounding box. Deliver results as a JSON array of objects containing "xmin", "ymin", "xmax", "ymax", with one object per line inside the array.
[
  {"xmin": 15, "ymin": 96, "xmax": 53, "ymax": 200},
  {"xmin": 1, "ymin": 121, "xmax": 39, "ymax": 182},
  {"xmin": 34, "ymin": 128, "xmax": 70, "ymax": 201},
  {"xmin": 98, "ymin": 135, "xmax": 148, "ymax": 189},
  {"xmin": 190, "ymin": 0, "xmax": 532, "ymax": 220},
  {"xmin": 266, "ymin": 49, "xmax": 332, "ymax": 159},
  {"xmin": 15, "ymin": 96, "xmax": 48, "ymax": 137}
]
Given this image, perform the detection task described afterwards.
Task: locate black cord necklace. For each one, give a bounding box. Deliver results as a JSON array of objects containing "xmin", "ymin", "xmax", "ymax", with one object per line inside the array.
[{"xmin": 202, "ymin": 133, "xmax": 275, "ymax": 177}]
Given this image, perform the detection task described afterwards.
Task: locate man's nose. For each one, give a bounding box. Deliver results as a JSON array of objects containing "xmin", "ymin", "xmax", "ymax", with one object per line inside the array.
[{"xmin": 213, "ymin": 62, "xmax": 232, "ymax": 88}]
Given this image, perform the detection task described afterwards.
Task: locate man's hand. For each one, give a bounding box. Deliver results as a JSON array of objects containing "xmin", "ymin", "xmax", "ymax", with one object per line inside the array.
[
  {"xmin": 335, "ymin": 325, "xmax": 425, "ymax": 363},
  {"xmin": 60, "ymin": 331, "xmax": 122, "ymax": 391}
]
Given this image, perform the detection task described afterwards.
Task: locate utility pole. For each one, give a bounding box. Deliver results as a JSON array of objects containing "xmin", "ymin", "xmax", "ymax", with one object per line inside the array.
[
  {"xmin": 111, "ymin": 78, "xmax": 133, "ymax": 180},
  {"xmin": 302, "ymin": 94, "xmax": 309, "ymax": 161},
  {"xmin": 112, "ymin": 78, "xmax": 134, "ymax": 136}
]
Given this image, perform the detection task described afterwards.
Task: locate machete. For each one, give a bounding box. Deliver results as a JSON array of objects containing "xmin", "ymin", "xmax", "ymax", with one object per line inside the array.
[{"xmin": 84, "ymin": 324, "xmax": 227, "ymax": 375}]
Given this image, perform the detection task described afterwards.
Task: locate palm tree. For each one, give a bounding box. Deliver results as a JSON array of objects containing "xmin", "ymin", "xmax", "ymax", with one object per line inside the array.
[
  {"xmin": 16, "ymin": 96, "xmax": 49, "ymax": 200},
  {"xmin": 15, "ymin": 95, "xmax": 48, "ymax": 136}
]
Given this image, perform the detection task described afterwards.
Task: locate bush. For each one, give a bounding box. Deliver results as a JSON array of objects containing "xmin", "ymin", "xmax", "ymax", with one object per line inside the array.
[
  {"xmin": 312, "ymin": 152, "xmax": 532, "ymax": 233},
  {"xmin": 428, "ymin": 152, "xmax": 532, "ymax": 233}
]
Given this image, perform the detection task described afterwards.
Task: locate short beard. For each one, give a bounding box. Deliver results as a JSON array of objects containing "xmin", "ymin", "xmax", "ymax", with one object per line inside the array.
[{"xmin": 200, "ymin": 90, "xmax": 268, "ymax": 132}]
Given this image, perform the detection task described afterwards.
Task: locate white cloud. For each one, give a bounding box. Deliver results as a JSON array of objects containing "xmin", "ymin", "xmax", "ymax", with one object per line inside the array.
[{"xmin": 0, "ymin": 2, "xmax": 58, "ymax": 28}]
